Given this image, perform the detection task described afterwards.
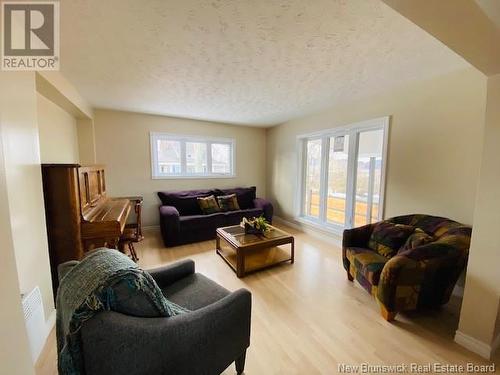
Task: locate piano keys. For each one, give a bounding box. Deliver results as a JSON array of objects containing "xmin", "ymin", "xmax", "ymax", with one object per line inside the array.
[{"xmin": 41, "ymin": 164, "xmax": 137, "ymax": 298}]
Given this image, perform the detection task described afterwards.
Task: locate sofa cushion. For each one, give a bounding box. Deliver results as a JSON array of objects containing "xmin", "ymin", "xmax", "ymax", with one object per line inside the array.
[
  {"xmin": 216, "ymin": 186, "xmax": 256, "ymax": 209},
  {"xmin": 158, "ymin": 190, "xmax": 214, "ymax": 216},
  {"xmin": 399, "ymin": 228, "xmax": 434, "ymax": 253},
  {"xmin": 223, "ymin": 208, "xmax": 263, "ymax": 225},
  {"xmin": 217, "ymin": 194, "xmax": 240, "ymax": 211},
  {"xmin": 162, "ymin": 273, "xmax": 230, "ymax": 311},
  {"xmin": 346, "ymin": 247, "xmax": 388, "ymax": 285},
  {"xmin": 197, "ymin": 195, "xmax": 220, "ymax": 214},
  {"xmin": 179, "ymin": 212, "xmax": 225, "ymax": 230},
  {"xmin": 368, "ymin": 221, "xmax": 415, "ymax": 258}
]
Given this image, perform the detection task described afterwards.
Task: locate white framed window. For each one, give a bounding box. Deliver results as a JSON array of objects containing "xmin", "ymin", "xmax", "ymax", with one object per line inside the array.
[
  {"xmin": 150, "ymin": 132, "xmax": 235, "ymax": 179},
  {"xmin": 296, "ymin": 117, "xmax": 389, "ymax": 233}
]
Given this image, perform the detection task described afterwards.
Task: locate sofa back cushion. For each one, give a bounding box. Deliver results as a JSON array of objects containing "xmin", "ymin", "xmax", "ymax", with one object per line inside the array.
[
  {"xmin": 158, "ymin": 186, "xmax": 257, "ymax": 214},
  {"xmin": 216, "ymin": 186, "xmax": 256, "ymax": 209},
  {"xmin": 158, "ymin": 189, "xmax": 214, "ymax": 216},
  {"xmin": 387, "ymin": 214, "xmax": 472, "ymax": 258},
  {"xmin": 368, "ymin": 221, "xmax": 415, "ymax": 258}
]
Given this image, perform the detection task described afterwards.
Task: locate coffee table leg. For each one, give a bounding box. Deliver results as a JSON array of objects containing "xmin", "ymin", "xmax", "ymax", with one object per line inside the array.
[
  {"xmin": 236, "ymin": 249, "xmax": 245, "ymax": 278},
  {"xmin": 291, "ymin": 238, "xmax": 295, "ymax": 264},
  {"xmin": 216, "ymin": 235, "xmax": 220, "ymax": 253}
]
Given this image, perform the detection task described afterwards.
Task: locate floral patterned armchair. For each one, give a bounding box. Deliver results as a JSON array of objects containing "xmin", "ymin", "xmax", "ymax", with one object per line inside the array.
[{"xmin": 342, "ymin": 214, "xmax": 471, "ymax": 321}]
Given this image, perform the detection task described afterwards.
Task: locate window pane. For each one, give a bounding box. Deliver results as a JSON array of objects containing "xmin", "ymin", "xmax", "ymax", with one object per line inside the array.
[
  {"xmin": 211, "ymin": 143, "xmax": 231, "ymax": 174},
  {"xmin": 157, "ymin": 139, "xmax": 181, "ymax": 174},
  {"xmin": 354, "ymin": 129, "xmax": 384, "ymax": 227},
  {"xmin": 303, "ymin": 139, "xmax": 322, "ymax": 218},
  {"xmin": 186, "ymin": 142, "xmax": 207, "ymax": 174},
  {"xmin": 327, "ymin": 135, "xmax": 349, "ymax": 225}
]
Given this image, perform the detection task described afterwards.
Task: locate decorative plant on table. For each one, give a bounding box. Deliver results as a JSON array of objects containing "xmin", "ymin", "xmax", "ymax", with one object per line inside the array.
[{"xmin": 240, "ymin": 216, "xmax": 271, "ymax": 235}]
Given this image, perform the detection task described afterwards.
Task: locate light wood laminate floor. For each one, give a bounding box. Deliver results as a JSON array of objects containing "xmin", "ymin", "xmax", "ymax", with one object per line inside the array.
[{"xmin": 36, "ymin": 225, "xmax": 499, "ymax": 374}]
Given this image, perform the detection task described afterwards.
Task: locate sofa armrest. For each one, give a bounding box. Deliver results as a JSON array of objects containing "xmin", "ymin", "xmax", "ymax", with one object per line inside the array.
[
  {"xmin": 253, "ymin": 197, "xmax": 273, "ymax": 223},
  {"xmin": 147, "ymin": 259, "xmax": 195, "ymax": 288},
  {"xmin": 159, "ymin": 205, "xmax": 181, "ymax": 246},
  {"xmin": 81, "ymin": 289, "xmax": 252, "ymax": 375},
  {"xmin": 159, "ymin": 205, "xmax": 180, "ymax": 218}
]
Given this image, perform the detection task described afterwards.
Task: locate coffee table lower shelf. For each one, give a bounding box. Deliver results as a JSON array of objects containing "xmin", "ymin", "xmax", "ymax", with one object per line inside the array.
[{"xmin": 216, "ymin": 245, "xmax": 293, "ymax": 277}]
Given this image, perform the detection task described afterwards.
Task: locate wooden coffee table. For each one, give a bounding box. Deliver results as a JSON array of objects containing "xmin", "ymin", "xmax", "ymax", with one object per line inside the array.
[{"xmin": 216, "ymin": 225, "xmax": 294, "ymax": 277}]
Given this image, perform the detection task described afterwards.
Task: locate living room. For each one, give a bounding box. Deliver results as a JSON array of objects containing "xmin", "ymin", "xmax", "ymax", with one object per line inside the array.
[{"xmin": 1, "ymin": 1, "xmax": 499, "ymax": 374}]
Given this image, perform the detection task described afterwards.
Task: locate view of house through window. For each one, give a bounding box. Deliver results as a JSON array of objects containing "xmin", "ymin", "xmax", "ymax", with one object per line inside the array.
[
  {"xmin": 151, "ymin": 133, "xmax": 235, "ymax": 178},
  {"xmin": 299, "ymin": 118, "xmax": 388, "ymax": 230}
]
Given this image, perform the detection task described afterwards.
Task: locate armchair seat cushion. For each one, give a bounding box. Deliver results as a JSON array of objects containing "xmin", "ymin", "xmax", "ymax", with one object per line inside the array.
[
  {"xmin": 346, "ymin": 247, "xmax": 388, "ymax": 286},
  {"xmin": 162, "ymin": 273, "xmax": 231, "ymax": 311}
]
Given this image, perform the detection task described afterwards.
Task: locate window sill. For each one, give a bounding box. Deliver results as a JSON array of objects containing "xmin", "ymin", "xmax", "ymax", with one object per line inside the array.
[
  {"xmin": 152, "ymin": 174, "xmax": 236, "ymax": 180},
  {"xmin": 295, "ymin": 216, "xmax": 345, "ymax": 236}
]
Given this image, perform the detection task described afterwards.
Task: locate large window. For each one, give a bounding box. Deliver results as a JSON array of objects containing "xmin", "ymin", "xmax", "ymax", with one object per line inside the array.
[
  {"xmin": 297, "ymin": 117, "xmax": 389, "ymax": 231},
  {"xmin": 151, "ymin": 133, "xmax": 235, "ymax": 178}
]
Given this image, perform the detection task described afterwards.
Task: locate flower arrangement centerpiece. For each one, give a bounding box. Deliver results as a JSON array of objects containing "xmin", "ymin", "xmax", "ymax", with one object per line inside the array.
[{"xmin": 240, "ymin": 216, "xmax": 271, "ymax": 235}]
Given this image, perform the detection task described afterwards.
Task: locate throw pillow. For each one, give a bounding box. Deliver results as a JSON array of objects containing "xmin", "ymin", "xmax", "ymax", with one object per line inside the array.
[
  {"xmin": 197, "ymin": 195, "xmax": 220, "ymax": 214},
  {"xmin": 368, "ymin": 221, "xmax": 415, "ymax": 258},
  {"xmin": 217, "ymin": 194, "xmax": 240, "ymax": 211},
  {"xmin": 398, "ymin": 228, "xmax": 434, "ymax": 253}
]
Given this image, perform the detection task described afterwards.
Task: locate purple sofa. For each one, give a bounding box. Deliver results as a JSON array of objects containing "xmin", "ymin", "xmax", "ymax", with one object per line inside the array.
[{"xmin": 158, "ymin": 186, "xmax": 273, "ymax": 247}]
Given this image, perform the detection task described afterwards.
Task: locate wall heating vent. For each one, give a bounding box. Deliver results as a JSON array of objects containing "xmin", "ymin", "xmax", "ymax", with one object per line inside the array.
[{"xmin": 22, "ymin": 286, "xmax": 46, "ymax": 363}]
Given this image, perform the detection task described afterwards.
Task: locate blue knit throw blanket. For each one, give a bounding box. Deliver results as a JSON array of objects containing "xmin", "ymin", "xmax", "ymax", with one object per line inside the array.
[{"xmin": 56, "ymin": 248, "xmax": 186, "ymax": 375}]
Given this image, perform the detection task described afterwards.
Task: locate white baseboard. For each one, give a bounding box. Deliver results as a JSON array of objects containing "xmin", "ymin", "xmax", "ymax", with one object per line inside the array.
[
  {"xmin": 142, "ymin": 225, "xmax": 160, "ymax": 231},
  {"xmin": 273, "ymin": 215, "xmax": 342, "ymax": 247},
  {"xmin": 454, "ymin": 330, "xmax": 494, "ymax": 359},
  {"xmin": 45, "ymin": 309, "xmax": 56, "ymax": 338},
  {"xmin": 33, "ymin": 308, "xmax": 56, "ymax": 363}
]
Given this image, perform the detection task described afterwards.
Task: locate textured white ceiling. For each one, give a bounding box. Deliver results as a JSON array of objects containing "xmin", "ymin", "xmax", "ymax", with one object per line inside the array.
[{"xmin": 60, "ymin": 0, "xmax": 468, "ymax": 126}]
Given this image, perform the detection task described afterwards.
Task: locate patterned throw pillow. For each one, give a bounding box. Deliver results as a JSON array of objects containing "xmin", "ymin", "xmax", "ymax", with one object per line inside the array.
[
  {"xmin": 197, "ymin": 195, "xmax": 220, "ymax": 214},
  {"xmin": 217, "ymin": 194, "xmax": 240, "ymax": 211},
  {"xmin": 368, "ymin": 221, "xmax": 415, "ymax": 258},
  {"xmin": 399, "ymin": 228, "xmax": 434, "ymax": 252}
]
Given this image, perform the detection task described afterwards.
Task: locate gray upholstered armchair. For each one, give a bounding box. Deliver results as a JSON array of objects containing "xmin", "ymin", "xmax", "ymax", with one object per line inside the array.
[{"xmin": 63, "ymin": 260, "xmax": 251, "ymax": 375}]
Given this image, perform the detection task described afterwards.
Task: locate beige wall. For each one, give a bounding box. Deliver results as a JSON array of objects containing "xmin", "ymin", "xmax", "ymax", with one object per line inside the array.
[
  {"xmin": 37, "ymin": 93, "xmax": 80, "ymax": 164},
  {"xmin": 0, "ymin": 72, "xmax": 55, "ymax": 368},
  {"xmin": 77, "ymin": 118, "xmax": 97, "ymax": 165},
  {"xmin": 457, "ymin": 74, "xmax": 500, "ymax": 356},
  {"xmin": 93, "ymin": 109, "xmax": 267, "ymax": 226},
  {"xmin": 267, "ymin": 67, "xmax": 486, "ymax": 228},
  {"xmin": 0, "ymin": 74, "xmax": 35, "ymax": 374}
]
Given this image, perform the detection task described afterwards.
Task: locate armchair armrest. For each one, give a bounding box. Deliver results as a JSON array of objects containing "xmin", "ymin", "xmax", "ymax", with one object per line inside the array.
[
  {"xmin": 377, "ymin": 242, "xmax": 464, "ymax": 313},
  {"xmin": 81, "ymin": 289, "xmax": 252, "ymax": 375},
  {"xmin": 253, "ymin": 197, "xmax": 273, "ymax": 223},
  {"xmin": 342, "ymin": 223, "xmax": 375, "ymax": 249},
  {"xmin": 159, "ymin": 205, "xmax": 181, "ymax": 246},
  {"xmin": 147, "ymin": 259, "xmax": 195, "ymax": 288}
]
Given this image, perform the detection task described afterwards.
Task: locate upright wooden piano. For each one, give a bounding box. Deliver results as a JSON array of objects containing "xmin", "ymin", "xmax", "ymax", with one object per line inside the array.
[{"xmin": 41, "ymin": 164, "xmax": 132, "ymax": 297}]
